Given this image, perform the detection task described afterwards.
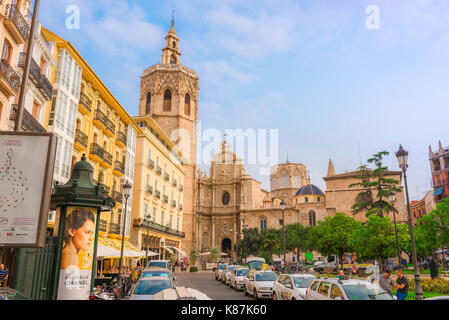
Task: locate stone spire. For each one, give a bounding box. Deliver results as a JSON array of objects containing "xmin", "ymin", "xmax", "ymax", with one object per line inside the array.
[
  {"xmin": 161, "ymin": 12, "xmax": 182, "ymax": 65},
  {"xmin": 327, "ymin": 158, "xmax": 336, "ymax": 176}
]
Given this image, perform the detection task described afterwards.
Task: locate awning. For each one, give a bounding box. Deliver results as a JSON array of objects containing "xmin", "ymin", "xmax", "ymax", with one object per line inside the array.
[
  {"xmin": 200, "ymin": 251, "xmax": 228, "ymax": 256},
  {"xmin": 162, "ymin": 246, "xmax": 174, "ymax": 254},
  {"xmin": 97, "ymin": 245, "xmax": 121, "ymax": 258},
  {"xmin": 167, "ymin": 246, "xmax": 187, "ymax": 257},
  {"xmin": 97, "ymin": 237, "xmax": 145, "ymax": 258},
  {"xmin": 434, "ymin": 187, "xmax": 444, "ymax": 196}
]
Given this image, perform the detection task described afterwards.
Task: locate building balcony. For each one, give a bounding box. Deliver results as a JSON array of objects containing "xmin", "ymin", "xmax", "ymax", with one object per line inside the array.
[
  {"xmin": 79, "ymin": 92, "xmax": 92, "ymax": 115},
  {"xmin": 162, "ymin": 195, "xmax": 168, "ymax": 203},
  {"xmin": 156, "ymin": 166, "xmax": 162, "ymax": 175},
  {"xmin": 178, "ymin": 204, "xmax": 183, "ymax": 211},
  {"xmin": 133, "ymin": 218, "xmax": 185, "ymax": 239},
  {"xmin": 145, "ymin": 185, "xmax": 153, "ymax": 195},
  {"xmin": 147, "ymin": 159, "xmax": 155, "ymax": 169},
  {"xmin": 112, "ymin": 190, "xmax": 123, "ymax": 204},
  {"xmin": 155, "ymin": 190, "xmax": 161, "ymax": 199},
  {"xmin": 178, "ymin": 185, "xmax": 184, "ymax": 192},
  {"xmin": 74, "ymin": 129, "xmax": 88, "ymax": 151},
  {"xmin": 171, "ymin": 200, "xmax": 176, "ymax": 208},
  {"xmin": 9, "ymin": 104, "xmax": 46, "ymax": 132},
  {"xmin": 172, "ymin": 179, "xmax": 177, "ymax": 187},
  {"xmin": 18, "ymin": 53, "xmax": 53, "ymax": 100},
  {"xmin": 89, "ymin": 143, "xmax": 104, "ymax": 163},
  {"xmin": 115, "ymin": 131, "xmax": 127, "ymax": 148},
  {"xmin": 99, "ymin": 219, "xmax": 107, "ymax": 233},
  {"xmin": 0, "ymin": 59, "xmax": 20, "ymax": 97},
  {"xmin": 93, "ymin": 109, "xmax": 116, "ymax": 137},
  {"xmin": 113, "ymin": 160, "xmax": 124, "ymax": 176},
  {"xmin": 103, "ymin": 184, "xmax": 111, "ymax": 194},
  {"xmin": 108, "ymin": 223, "xmax": 121, "ymax": 235},
  {"xmin": 102, "ymin": 150, "xmax": 113, "ymax": 168},
  {"xmin": 164, "ymin": 173, "xmax": 169, "ymax": 181},
  {"xmin": 4, "ymin": 5, "xmax": 29, "ymax": 44}
]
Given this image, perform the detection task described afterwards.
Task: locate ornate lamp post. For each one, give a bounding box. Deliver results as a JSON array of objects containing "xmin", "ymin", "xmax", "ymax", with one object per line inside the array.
[
  {"xmin": 388, "ymin": 188, "xmax": 402, "ymax": 268},
  {"xmin": 280, "ymin": 200, "xmax": 286, "ymax": 268},
  {"xmin": 395, "ymin": 145, "xmax": 424, "ymax": 300},
  {"xmin": 118, "ymin": 181, "xmax": 132, "ymax": 277}
]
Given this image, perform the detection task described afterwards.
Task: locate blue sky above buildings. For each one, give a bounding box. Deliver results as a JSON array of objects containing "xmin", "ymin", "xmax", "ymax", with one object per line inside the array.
[{"xmin": 38, "ymin": 0, "xmax": 449, "ymax": 200}]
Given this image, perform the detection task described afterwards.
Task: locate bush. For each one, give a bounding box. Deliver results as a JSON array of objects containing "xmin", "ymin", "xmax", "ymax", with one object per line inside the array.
[
  {"xmin": 407, "ymin": 278, "xmax": 449, "ymax": 294},
  {"xmin": 189, "ymin": 267, "xmax": 198, "ymax": 272}
]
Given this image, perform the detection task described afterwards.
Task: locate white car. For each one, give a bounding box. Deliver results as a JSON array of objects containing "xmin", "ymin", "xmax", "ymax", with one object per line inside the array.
[
  {"xmin": 273, "ymin": 274, "xmax": 316, "ymax": 300},
  {"xmin": 229, "ymin": 267, "xmax": 250, "ymax": 291},
  {"xmin": 215, "ymin": 263, "xmax": 227, "ymax": 280},
  {"xmin": 243, "ymin": 270, "xmax": 278, "ymax": 299},
  {"xmin": 150, "ymin": 287, "xmax": 212, "ymax": 300},
  {"xmin": 223, "ymin": 265, "xmax": 240, "ymax": 285}
]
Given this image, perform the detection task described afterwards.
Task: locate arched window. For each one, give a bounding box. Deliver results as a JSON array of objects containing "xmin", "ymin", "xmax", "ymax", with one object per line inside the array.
[
  {"xmin": 292, "ymin": 170, "xmax": 302, "ymax": 188},
  {"xmin": 172, "ymin": 41, "xmax": 176, "ymax": 48},
  {"xmin": 309, "ymin": 210, "xmax": 316, "ymax": 226},
  {"xmin": 260, "ymin": 217, "xmax": 267, "ymax": 232},
  {"xmin": 184, "ymin": 93, "xmax": 191, "ymax": 115},
  {"xmin": 280, "ymin": 170, "xmax": 289, "ymax": 188},
  {"xmin": 1, "ymin": 39, "xmax": 12, "ymax": 62},
  {"xmin": 163, "ymin": 89, "xmax": 172, "ymax": 111},
  {"xmin": 170, "ymin": 54, "xmax": 177, "ymax": 64},
  {"xmin": 145, "ymin": 91, "xmax": 151, "ymax": 114}
]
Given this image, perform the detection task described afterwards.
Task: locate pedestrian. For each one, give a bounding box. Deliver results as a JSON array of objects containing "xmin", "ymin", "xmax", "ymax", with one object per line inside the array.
[
  {"xmin": 0, "ymin": 264, "xmax": 8, "ymax": 287},
  {"xmin": 336, "ymin": 270, "xmax": 345, "ymax": 280},
  {"xmin": 394, "ymin": 268, "xmax": 409, "ymax": 300},
  {"xmin": 378, "ymin": 269, "xmax": 394, "ymax": 297}
]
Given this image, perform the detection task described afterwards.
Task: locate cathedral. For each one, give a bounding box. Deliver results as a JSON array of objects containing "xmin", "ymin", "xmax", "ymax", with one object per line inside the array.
[{"xmin": 138, "ymin": 21, "xmax": 408, "ymax": 257}]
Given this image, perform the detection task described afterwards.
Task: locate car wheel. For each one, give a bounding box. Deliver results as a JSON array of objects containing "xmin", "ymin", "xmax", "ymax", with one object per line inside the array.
[
  {"xmin": 254, "ymin": 289, "xmax": 259, "ymax": 300},
  {"xmin": 273, "ymin": 292, "xmax": 277, "ymax": 300},
  {"xmin": 291, "ymin": 297, "xmax": 296, "ymax": 301},
  {"xmin": 244, "ymin": 286, "xmax": 249, "ymax": 296}
]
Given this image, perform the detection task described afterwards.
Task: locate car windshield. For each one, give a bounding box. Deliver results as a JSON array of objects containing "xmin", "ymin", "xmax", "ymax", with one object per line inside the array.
[
  {"xmin": 293, "ymin": 277, "xmax": 315, "ymax": 288},
  {"xmin": 248, "ymin": 261, "xmax": 264, "ymax": 270},
  {"xmin": 228, "ymin": 266, "xmax": 239, "ymax": 273},
  {"xmin": 343, "ymin": 284, "xmax": 393, "ymax": 300},
  {"xmin": 134, "ymin": 280, "xmax": 171, "ymax": 295},
  {"xmin": 142, "ymin": 271, "xmax": 170, "ymax": 278},
  {"xmin": 149, "ymin": 262, "xmax": 167, "ymax": 268},
  {"xmin": 237, "ymin": 269, "xmax": 249, "ymax": 276},
  {"xmin": 219, "ymin": 264, "xmax": 226, "ymax": 270},
  {"xmin": 255, "ymin": 272, "xmax": 277, "ymax": 281}
]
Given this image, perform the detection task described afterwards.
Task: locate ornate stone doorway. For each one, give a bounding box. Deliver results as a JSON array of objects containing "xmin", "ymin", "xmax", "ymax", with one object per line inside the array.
[{"xmin": 221, "ymin": 238, "xmax": 232, "ymax": 253}]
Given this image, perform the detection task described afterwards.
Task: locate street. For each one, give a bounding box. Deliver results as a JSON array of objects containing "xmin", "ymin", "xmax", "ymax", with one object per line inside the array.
[{"xmin": 173, "ymin": 271, "xmax": 253, "ymax": 300}]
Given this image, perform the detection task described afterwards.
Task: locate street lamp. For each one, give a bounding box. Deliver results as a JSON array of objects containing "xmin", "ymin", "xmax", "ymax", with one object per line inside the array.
[
  {"xmin": 388, "ymin": 188, "xmax": 402, "ymax": 268},
  {"xmin": 280, "ymin": 200, "xmax": 286, "ymax": 268},
  {"xmin": 118, "ymin": 181, "xmax": 132, "ymax": 279},
  {"xmin": 395, "ymin": 145, "xmax": 424, "ymax": 300}
]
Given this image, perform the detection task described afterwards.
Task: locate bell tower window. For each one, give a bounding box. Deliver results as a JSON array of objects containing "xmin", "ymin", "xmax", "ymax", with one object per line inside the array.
[
  {"xmin": 184, "ymin": 93, "xmax": 191, "ymax": 116},
  {"xmin": 170, "ymin": 54, "xmax": 177, "ymax": 64},
  {"xmin": 145, "ymin": 92, "xmax": 151, "ymax": 114},
  {"xmin": 163, "ymin": 89, "xmax": 172, "ymax": 112}
]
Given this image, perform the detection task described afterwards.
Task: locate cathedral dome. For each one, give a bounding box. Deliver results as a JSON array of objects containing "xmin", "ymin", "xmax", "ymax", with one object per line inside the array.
[{"xmin": 294, "ymin": 184, "xmax": 324, "ymax": 197}]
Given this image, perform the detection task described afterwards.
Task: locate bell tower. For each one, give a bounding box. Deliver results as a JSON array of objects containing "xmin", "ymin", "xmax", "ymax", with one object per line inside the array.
[{"xmin": 138, "ymin": 18, "xmax": 199, "ymax": 254}]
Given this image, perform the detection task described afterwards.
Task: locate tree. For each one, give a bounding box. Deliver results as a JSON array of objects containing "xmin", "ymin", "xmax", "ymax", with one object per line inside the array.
[
  {"xmin": 189, "ymin": 247, "xmax": 200, "ymax": 267},
  {"xmin": 234, "ymin": 228, "xmax": 264, "ymax": 260},
  {"xmin": 350, "ymin": 151, "xmax": 401, "ymax": 218},
  {"xmin": 285, "ymin": 224, "xmax": 314, "ymax": 260},
  {"xmin": 350, "ymin": 215, "xmax": 409, "ymax": 273},
  {"xmin": 262, "ymin": 231, "xmax": 280, "ymax": 261},
  {"xmin": 209, "ymin": 246, "xmax": 222, "ymax": 263},
  {"xmin": 313, "ymin": 213, "xmax": 358, "ymax": 270}
]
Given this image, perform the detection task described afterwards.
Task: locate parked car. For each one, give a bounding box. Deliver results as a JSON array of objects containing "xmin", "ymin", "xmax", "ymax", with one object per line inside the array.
[
  {"xmin": 273, "ymin": 274, "xmax": 316, "ymax": 300},
  {"xmin": 129, "ymin": 276, "xmax": 175, "ymax": 300},
  {"xmin": 243, "ymin": 270, "xmax": 278, "ymax": 299},
  {"xmin": 0, "ymin": 288, "xmax": 28, "ymax": 300},
  {"xmin": 215, "ymin": 263, "xmax": 227, "ymax": 280},
  {"xmin": 229, "ymin": 267, "xmax": 250, "ymax": 291},
  {"xmin": 146, "ymin": 260, "xmax": 172, "ymax": 270},
  {"xmin": 246, "ymin": 257, "xmax": 265, "ymax": 271},
  {"xmin": 150, "ymin": 286, "xmax": 212, "ymax": 300},
  {"xmin": 305, "ymin": 277, "xmax": 394, "ymax": 300},
  {"xmin": 140, "ymin": 267, "xmax": 176, "ymax": 282},
  {"xmin": 223, "ymin": 265, "xmax": 240, "ymax": 284}
]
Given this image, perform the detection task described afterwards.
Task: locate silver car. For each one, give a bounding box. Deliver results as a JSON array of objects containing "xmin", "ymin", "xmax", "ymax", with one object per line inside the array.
[
  {"xmin": 229, "ymin": 267, "xmax": 250, "ymax": 291},
  {"xmin": 305, "ymin": 277, "xmax": 394, "ymax": 300},
  {"xmin": 243, "ymin": 270, "xmax": 278, "ymax": 299},
  {"xmin": 146, "ymin": 260, "xmax": 172, "ymax": 270},
  {"xmin": 215, "ymin": 263, "xmax": 227, "ymax": 280},
  {"xmin": 224, "ymin": 265, "xmax": 240, "ymax": 285},
  {"xmin": 130, "ymin": 276, "xmax": 174, "ymax": 300}
]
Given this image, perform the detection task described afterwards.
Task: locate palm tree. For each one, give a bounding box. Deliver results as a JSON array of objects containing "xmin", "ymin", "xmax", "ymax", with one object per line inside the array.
[{"xmin": 263, "ymin": 233, "xmax": 280, "ymax": 261}]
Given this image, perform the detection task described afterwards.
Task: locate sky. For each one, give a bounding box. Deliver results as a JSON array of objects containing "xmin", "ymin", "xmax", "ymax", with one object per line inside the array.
[{"xmin": 38, "ymin": 0, "xmax": 449, "ymax": 200}]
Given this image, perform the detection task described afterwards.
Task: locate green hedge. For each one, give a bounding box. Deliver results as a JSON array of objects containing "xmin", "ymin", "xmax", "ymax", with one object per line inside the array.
[
  {"xmin": 407, "ymin": 278, "xmax": 449, "ymax": 294},
  {"xmin": 190, "ymin": 267, "xmax": 198, "ymax": 272}
]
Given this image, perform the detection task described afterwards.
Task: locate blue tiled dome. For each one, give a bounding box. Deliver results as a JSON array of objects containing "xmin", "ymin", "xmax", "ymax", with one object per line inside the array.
[{"xmin": 294, "ymin": 184, "xmax": 325, "ymax": 197}]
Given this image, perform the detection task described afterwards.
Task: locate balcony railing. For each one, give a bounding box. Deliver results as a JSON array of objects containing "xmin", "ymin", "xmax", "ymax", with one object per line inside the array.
[
  {"xmin": 156, "ymin": 166, "xmax": 162, "ymax": 175},
  {"xmin": 134, "ymin": 218, "xmax": 185, "ymax": 238},
  {"xmin": 172, "ymin": 179, "xmax": 177, "ymax": 187},
  {"xmin": 164, "ymin": 173, "xmax": 170, "ymax": 181},
  {"xmin": 99, "ymin": 219, "xmax": 107, "ymax": 232},
  {"xmin": 112, "ymin": 190, "xmax": 123, "ymax": 203},
  {"xmin": 18, "ymin": 53, "xmax": 53, "ymax": 100},
  {"xmin": 113, "ymin": 160, "xmax": 124, "ymax": 174},
  {"xmin": 79, "ymin": 92, "xmax": 92, "ymax": 112},
  {"xmin": 171, "ymin": 200, "xmax": 176, "ymax": 208},
  {"xmin": 0, "ymin": 59, "xmax": 21, "ymax": 94},
  {"xmin": 162, "ymin": 195, "xmax": 168, "ymax": 203},
  {"xmin": 105, "ymin": 118, "xmax": 115, "ymax": 135},
  {"xmin": 75, "ymin": 129, "xmax": 88, "ymax": 148},
  {"xmin": 5, "ymin": 5, "xmax": 30, "ymax": 40},
  {"xmin": 178, "ymin": 185, "xmax": 184, "ymax": 192},
  {"xmin": 145, "ymin": 185, "xmax": 153, "ymax": 194},
  {"xmin": 178, "ymin": 204, "xmax": 183, "ymax": 211},
  {"xmin": 90, "ymin": 143, "xmax": 104, "ymax": 159},
  {"xmin": 108, "ymin": 223, "xmax": 121, "ymax": 235},
  {"xmin": 116, "ymin": 131, "xmax": 127, "ymax": 146},
  {"xmin": 103, "ymin": 150, "xmax": 113, "ymax": 166},
  {"xmin": 155, "ymin": 190, "xmax": 161, "ymax": 199},
  {"xmin": 94, "ymin": 109, "xmax": 108, "ymax": 128},
  {"xmin": 147, "ymin": 159, "xmax": 155, "ymax": 169},
  {"xmin": 9, "ymin": 104, "xmax": 45, "ymax": 132}
]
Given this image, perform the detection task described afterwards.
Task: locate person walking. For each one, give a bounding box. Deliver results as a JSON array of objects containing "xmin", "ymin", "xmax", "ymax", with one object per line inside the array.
[
  {"xmin": 378, "ymin": 269, "xmax": 394, "ymax": 297},
  {"xmin": 0, "ymin": 264, "xmax": 8, "ymax": 287},
  {"xmin": 394, "ymin": 268, "xmax": 409, "ymax": 300}
]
